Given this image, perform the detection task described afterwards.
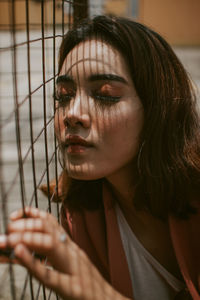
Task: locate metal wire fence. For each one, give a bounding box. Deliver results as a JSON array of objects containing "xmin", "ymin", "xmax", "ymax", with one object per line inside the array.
[{"xmin": 0, "ymin": 1, "xmax": 93, "ymax": 299}]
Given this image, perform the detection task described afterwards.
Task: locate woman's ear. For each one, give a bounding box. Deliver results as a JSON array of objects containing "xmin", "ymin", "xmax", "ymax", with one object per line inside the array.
[{"xmin": 39, "ymin": 170, "xmax": 70, "ymax": 203}]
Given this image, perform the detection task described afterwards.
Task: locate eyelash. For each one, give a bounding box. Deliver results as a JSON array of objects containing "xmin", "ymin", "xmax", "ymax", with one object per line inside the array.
[
  {"xmin": 92, "ymin": 94, "xmax": 121, "ymax": 104},
  {"xmin": 54, "ymin": 94, "xmax": 73, "ymax": 103},
  {"xmin": 54, "ymin": 92, "xmax": 121, "ymax": 106}
]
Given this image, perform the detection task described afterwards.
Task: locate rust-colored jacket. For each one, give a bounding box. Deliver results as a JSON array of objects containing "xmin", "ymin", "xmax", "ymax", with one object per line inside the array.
[{"xmin": 59, "ymin": 182, "xmax": 200, "ymax": 300}]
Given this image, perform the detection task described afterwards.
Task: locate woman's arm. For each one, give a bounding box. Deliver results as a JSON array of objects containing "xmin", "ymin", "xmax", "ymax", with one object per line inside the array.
[{"xmin": 0, "ymin": 207, "xmax": 131, "ymax": 300}]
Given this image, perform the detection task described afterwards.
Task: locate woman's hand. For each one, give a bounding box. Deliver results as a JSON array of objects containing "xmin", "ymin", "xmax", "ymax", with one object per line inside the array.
[{"xmin": 0, "ymin": 207, "xmax": 128, "ymax": 300}]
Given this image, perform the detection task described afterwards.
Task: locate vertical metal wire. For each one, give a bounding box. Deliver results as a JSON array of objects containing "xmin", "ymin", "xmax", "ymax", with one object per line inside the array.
[
  {"xmin": 42, "ymin": 285, "xmax": 47, "ymax": 300},
  {"xmin": 25, "ymin": 0, "xmax": 38, "ymax": 210},
  {"xmin": 41, "ymin": 0, "xmax": 51, "ymax": 213},
  {"xmin": 29, "ymin": 275, "xmax": 35, "ymax": 300},
  {"xmin": 40, "ymin": 1, "xmax": 50, "ymax": 298},
  {"xmin": 35, "ymin": 283, "xmax": 42, "ymax": 300},
  {"xmin": 0, "ymin": 81, "xmax": 7, "ymax": 236},
  {"xmin": 25, "ymin": 0, "xmax": 37, "ymax": 294},
  {"xmin": 20, "ymin": 272, "xmax": 33, "ymax": 300},
  {"xmin": 11, "ymin": 0, "xmax": 26, "ymax": 214},
  {"xmin": 9, "ymin": 0, "xmax": 27, "ymax": 298},
  {"xmin": 52, "ymin": 0, "xmax": 60, "ymax": 225},
  {"xmin": 68, "ymin": 0, "xmax": 72, "ymax": 30},
  {"xmin": 62, "ymin": 0, "xmax": 65, "ymax": 38}
]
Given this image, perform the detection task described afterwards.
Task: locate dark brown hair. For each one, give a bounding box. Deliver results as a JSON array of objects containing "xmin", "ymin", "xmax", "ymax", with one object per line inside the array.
[{"xmin": 58, "ymin": 15, "xmax": 200, "ymax": 219}]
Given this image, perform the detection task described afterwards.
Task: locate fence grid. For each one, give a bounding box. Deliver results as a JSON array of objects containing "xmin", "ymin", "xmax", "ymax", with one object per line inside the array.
[{"xmin": 0, "ymin": 1, "xmax": 89, "ymax": 299}]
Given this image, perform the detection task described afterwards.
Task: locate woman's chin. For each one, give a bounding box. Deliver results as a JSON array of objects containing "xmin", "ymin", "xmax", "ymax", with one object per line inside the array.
[
  {"xmin": 66, "ymin": 165, "xmax": 102, "ymax": 181},
  {"xmin": 68, "ymin": 172, "xmax": 101, "ymax": 181}
]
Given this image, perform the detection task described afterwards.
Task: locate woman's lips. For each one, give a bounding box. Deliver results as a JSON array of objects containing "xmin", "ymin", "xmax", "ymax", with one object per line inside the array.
[
  {"xmin": 67, "ymin": 144, "xmax": 89, "ymax": 154},
  {"xmin": 65, "ymin": 135, "xmax": 93, "ymax": 154}
]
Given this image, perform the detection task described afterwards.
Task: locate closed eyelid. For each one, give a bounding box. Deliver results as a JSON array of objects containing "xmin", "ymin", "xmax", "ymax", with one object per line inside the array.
[
  {"xmin": 56, "ymin": 75, "xmax": 74, "ymax": 84},
  {"xmin": 56, "ymin": 77, "xmax": 76, "ymax": 95},
  {"xmin": 55, "ymin": 76, "xmax": 128, "ymax": 101}
]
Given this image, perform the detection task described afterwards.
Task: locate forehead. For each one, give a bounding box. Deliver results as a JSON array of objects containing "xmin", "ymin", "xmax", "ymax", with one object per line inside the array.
[{"xmin": 59, "ymin": 39, "xmax": 131, "ymax": 79}]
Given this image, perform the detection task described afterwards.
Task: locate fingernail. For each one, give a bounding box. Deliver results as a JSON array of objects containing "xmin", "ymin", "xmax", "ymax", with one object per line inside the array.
[
  {"xmin": 0, "ymin": 235, "xmax": 7, "ymax": 244},
  {"xmin": 10, "ymin": 211, "xmax": 18, "ymax": 219},
  {"xmin": 14, "ymin": 244, "xmax": 25, "ymax": 257}
]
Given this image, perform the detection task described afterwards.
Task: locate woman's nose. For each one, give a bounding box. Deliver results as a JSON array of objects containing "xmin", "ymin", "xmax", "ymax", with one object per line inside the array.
[{"xmin": 63, "ymin": 92, "xmax": 91, "ymax": 129}]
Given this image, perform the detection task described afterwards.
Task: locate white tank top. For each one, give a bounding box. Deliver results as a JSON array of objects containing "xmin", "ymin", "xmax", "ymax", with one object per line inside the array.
[{"xmin": 115, "ymin": 204, "xmax": 185, "ymax": 300}]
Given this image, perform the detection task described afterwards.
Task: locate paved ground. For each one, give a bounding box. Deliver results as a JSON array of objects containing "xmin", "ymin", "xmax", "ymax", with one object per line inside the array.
[{"xmin": 0, "ymin": 28, "xmax": 200, "ymax": 299}]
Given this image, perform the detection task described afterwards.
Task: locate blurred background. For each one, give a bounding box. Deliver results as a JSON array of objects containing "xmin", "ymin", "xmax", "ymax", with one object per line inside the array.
[
  {"xmin": 0, "ymin": 0, "xmax": 200, "ymax": 299},
  {"xmin": 1, "ymin": 0, "xmax": 200, "ymax": 44}
]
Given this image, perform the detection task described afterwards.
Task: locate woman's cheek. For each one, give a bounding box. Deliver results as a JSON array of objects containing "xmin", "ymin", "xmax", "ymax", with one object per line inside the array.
[{"xmin": 54, "ymin": 112, "xmax": 64, "ymax": 141}]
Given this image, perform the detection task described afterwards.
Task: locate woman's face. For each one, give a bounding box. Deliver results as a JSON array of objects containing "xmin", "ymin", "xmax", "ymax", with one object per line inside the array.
[{"xmin": 55, "ymin": 39, "xmax": 144, "ymax": 180}]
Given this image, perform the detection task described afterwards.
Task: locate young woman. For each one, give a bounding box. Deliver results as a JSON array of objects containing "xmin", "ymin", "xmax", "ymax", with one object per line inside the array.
[{"xmin": 0, "ymin": 16, "xmax": 200, "ymax": 300}]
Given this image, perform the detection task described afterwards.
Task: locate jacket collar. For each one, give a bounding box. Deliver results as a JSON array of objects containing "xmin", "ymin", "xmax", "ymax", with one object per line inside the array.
[
  {"xmin": 103, "ymin": 181, "xmax": 200, "ymax": 299},
  {"xmin": 169, "ymin": 203, "xmax": 200, "ymax": 300}
]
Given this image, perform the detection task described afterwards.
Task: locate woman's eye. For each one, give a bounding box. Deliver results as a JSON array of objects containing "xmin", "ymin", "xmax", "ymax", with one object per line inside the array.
[
  {"xmin": 93, "ymin": 94, "xmax": 121, "ymax": 103},
  {"xmin": 54, "ymin": 93, "xmax": 74, "ymax": 103},
  {"xmin": 54, "ymin": 84, "xmax": 76, "ymax": 104},
  {"xmin": 92, "ymin": 84, "xmax": 122, "ymax": 104}
]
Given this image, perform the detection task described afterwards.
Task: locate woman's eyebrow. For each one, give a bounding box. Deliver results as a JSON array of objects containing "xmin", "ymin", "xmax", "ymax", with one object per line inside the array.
[
  {"xmin": 56, "ymin": 74, "xmax": 74, "ymax": 84},
  {"xmin": 88, "ymin": 74, "xmax": 128, "ymax": 84}
]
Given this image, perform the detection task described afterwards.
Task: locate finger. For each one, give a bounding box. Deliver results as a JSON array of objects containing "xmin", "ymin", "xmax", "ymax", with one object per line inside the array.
[
  {"xmin": 5, "ymin": 232, "xmax": 55, "ymax": 255},
  {"xmin": 0, "ymin": 235, "xmax": 7, "ymax": 247},
  {"xmin": 7, "ymin": 218, "xmax": 59, "ymax": 235},
  {"xmin": 10, "ymin": 207, "xmax": 49, "ymax": 221},
  {"xmin": 1, "ymin": 231, "xmax": 74, "ymax": 275},
  {"xmin": 9, "ymin": 230, "xmax": 76, "ymax": 274},
  {"xmin": 15, "ymin": 245, "xmax": 121, "ymax": 300},
  {"xmin": 14, "ymin": 244, "xmax": 75, "ymax": 299},
  {"xmin": 0, "ymin": 235, "xmax": 21, "ymax": 264}
]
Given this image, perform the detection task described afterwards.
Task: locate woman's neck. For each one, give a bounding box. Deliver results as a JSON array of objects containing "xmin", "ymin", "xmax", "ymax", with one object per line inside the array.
[{"xmin": 106, "ymin": 161, "xmax": 137, "ymax": 211}]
